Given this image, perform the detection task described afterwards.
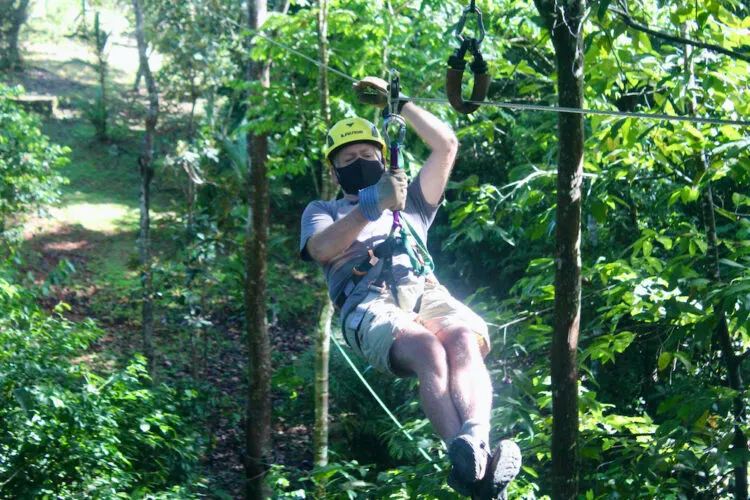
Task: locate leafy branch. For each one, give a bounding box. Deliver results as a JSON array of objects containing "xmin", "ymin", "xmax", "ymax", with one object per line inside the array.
[{"xmin": 608, "ymin": 5, "xmax": 750, "ymax": 63}]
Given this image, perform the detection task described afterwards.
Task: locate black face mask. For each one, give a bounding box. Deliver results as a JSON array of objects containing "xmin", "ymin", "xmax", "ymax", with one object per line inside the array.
[{"xmin": 334, "ymin": 158, "xmax": 385, "ymax": 195}]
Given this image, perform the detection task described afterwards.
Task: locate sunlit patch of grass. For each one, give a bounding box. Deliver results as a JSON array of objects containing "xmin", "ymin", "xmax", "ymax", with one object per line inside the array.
[{"xmin": 51, "ymin": 202, "xmax": 139, "ymax": 233}]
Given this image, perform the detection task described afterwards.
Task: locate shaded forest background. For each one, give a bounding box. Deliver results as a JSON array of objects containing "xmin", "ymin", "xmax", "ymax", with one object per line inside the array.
[{"xmin": 1, "ymin": 0, "xmax": 749, "ymax": 498}]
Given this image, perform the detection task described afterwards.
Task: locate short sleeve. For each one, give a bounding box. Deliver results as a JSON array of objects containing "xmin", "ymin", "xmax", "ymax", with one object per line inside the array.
[
  {"xmin": 405, "ymin": 171, "xmax": 442, "ymax": 234},
  {"xmin": 300, "ymin": 200, "xmax": 335, "ymax": 261}
]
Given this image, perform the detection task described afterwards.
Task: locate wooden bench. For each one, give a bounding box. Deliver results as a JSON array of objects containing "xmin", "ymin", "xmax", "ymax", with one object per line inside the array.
[{"xmin": 8, "ymin": 95, "xmax": 58, "ymax": 117}]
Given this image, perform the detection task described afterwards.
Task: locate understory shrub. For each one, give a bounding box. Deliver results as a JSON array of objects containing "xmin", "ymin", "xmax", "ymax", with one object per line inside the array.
[
  {"xmin": 0, "ymin": 262, "xmax": 206, "ymax": 498},
  {"xmin": 0, "ymin": 84, "xmax": 68, "ymax": 237}
]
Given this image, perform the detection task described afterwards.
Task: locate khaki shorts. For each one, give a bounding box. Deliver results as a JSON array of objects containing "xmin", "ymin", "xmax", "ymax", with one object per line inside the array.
[{"xmin": 342, "ymin": 275, "xmax": 490, "ymax": 376}]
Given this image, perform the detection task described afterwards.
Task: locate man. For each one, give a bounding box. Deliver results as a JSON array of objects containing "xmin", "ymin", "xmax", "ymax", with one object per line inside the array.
[{"xmin": 300, "ymin": 77, "xmax": 520, "ymax": 498}]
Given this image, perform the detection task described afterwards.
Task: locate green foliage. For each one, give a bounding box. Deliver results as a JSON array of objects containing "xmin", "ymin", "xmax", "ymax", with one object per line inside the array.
[
  {"xmin": 83, "ymin": 11, "xmax": 110, "ymax": 140},
  {"xmin": 83, "ymin": 87, "xmax": 110, "ymax": 141},
  {"xmin": 148, "ymin": 0, "xmax": 241, "ymax": 126},
  {"xmin": 0, "ymin": 84, "xmax": 68, "ymax": 235},
  {"xmin": 242, "ymin": 0, "xmax": 749, "ymax": 497},
  {"xmin": 0, "ymin": 260, "xmax": 206, "ymax": 498}
]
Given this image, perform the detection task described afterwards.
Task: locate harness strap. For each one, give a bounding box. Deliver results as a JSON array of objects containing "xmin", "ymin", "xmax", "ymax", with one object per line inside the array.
[
  {"xmin": 341, "ymin": 217, "xmax": 434, "ymax": 310},
  {"xmin": 338, "ymin": 258, "xmax": 386, "ymax": 333}
]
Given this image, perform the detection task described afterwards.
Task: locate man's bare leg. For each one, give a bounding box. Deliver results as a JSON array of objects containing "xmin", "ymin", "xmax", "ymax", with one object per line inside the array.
[
  {"xmin": 389, "ymin": 327, "xmax": 462, "ymax": 441},
  {"xmin": 424, "ymin": 324, "xmax": 494, "ymax": 493},
  {"xmin": 434, "ymin": 325, "xmax": 493, "ymax": 439}
]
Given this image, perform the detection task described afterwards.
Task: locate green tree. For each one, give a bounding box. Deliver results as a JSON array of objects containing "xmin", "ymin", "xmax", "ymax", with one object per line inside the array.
[
  {"xmin": 532, "ymin": 0, "xmax": 586, "ymax": 496},
  {"xmin": 133, "ymin": 0, "xmax": 160, "ymax": 375}
]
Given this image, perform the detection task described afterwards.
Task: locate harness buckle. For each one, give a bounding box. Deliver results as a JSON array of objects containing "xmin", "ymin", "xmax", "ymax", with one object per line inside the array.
[{"xmin": 368, "ymin": 249, "xmax": 380, "ymax": 266}]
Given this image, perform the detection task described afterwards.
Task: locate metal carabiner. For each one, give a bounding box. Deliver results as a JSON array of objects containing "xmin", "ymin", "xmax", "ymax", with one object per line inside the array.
[
  {"xmin": 454, "ymin": 3, "xmax": 485, "ymax": 46},
  {"xmin": 382, "ymin": 114, "xmax": 407, "ymax": 152},
  {"xmin": 383, "ymin": 68, "xmax": 406, "ymax": 158}
]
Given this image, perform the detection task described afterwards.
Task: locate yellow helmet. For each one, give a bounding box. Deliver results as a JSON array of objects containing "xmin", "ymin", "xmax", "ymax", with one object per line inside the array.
[{"xmin": 324, "ymin": 117, "xmax": 387, "ymax": 167}]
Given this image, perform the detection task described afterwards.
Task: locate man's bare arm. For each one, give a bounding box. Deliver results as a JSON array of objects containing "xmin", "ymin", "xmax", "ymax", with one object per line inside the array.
[
  {"xmin": 353, "ymin": 77, "xmax": 458, "ymax": 206},
  {"xmin": 400, "ymin": 102, "xmax": 458, "ymax": 206},
  {"xmin": 306, "ymin": 206, "xmax": 370, "ymax": 264}
]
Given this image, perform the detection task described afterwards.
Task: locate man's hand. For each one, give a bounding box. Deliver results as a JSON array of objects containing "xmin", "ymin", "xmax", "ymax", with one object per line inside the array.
[
  {"xmin": 376, "ymin": 170, "xmax": 408, "ymax": 212},
  {"xmin": 359, "ymin": 169, "xmax": 408, "ymax": 221}
]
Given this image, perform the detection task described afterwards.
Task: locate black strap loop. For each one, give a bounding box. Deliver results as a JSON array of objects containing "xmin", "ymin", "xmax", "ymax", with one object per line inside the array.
[
  {"xmin": 446, "ymin": 36, "xmax": 491, "ymax": 114},
  {"xmin": 447, "ymin": 39, "xmax": 470, "ymax": 70}
]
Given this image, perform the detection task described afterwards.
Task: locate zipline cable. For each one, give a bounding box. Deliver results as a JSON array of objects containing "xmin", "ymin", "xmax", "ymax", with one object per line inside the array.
[
  {"xmin": 408, "ymin": 95, "xmax": 750, "ymax": 127},
  {"xmin": 249, "ymin": 29, "xmax": 750, "ymax": 128},
  {"xmin": 331, "ymin": 334, "xmax": 442, "ymax": 471}
]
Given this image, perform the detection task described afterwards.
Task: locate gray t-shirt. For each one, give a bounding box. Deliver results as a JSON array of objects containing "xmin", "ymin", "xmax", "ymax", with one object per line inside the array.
[{"xmin": 300, "ymin": 175, "xmax": 439, "ymax": 301}]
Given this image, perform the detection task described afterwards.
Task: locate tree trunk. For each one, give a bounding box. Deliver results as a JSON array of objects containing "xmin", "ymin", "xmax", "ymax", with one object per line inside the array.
[
  {"xmin": 95, "ymin": 11, "xmax": 108, "ymax": 140},
  {"xmin": 685, "ymin": 39, "xmax": 748, "ymax": 500},
  {"xmin": 2, "ymin": 0, "xmax": 30, "ymax": 70},
  {"xmin": 133, "ymin": 0, "xmax": 159, "ymax": 376},
  {"xmin": 314, "ymin": 298, "xmax": 333, "ymax": 467},
  {"xmin": 532, "ymin": 0, "xmax": 585, "ymax": 498},
  {"xmin": 133, "ymin": 43, "xmax": 148, "ymax": 92},
  {"xmin": 245, "ymin": 0, "xmax": 271, "ymax": 498},
  {"xmin": 313, "ymin": 0, "xmax": 336, "ymax": 476},
  {"xmin": 317, "ymin": 0, "xmax": 337, "ymax": 202}
]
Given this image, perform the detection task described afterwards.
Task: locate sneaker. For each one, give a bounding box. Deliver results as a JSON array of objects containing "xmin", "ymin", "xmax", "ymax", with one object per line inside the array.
[
  {"xmin": 448, "ymin": 434, "xmax": 490, "ymax": 489},
  {"xmin": 447, "ymin": 466, "xmax": 473, "ymax": 497},
  {"xmin": 472, "ymin": 440, "xmax": 522, "ymax": 500}
]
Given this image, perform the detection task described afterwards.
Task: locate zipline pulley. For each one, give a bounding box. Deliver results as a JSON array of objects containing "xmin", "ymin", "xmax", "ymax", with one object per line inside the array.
[
  {"xmin": 382, "ymin": 69, "xmax": 406, "ymax": 229},
  {"xmin": 446, "ymin": 1, "xmax": 490, "ymax": 114},
  {"xmin": 382, "ymin": 69, "xmax": 407, "ymax": 153}
]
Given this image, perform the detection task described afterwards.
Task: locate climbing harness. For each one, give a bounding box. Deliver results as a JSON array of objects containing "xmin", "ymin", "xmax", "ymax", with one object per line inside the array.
[{"xmin": 446, "ymin": 0, "xmax": 491, "ymax": 114}]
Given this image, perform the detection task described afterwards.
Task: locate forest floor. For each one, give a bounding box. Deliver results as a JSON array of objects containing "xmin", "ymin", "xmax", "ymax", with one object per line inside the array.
[{"xmin": 10, "ymin": 6, "xmax": 317, "ymax": 498}]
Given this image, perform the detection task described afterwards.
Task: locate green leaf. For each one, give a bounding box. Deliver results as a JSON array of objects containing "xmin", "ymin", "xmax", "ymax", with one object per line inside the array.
[
  {"xmin": 714, "ymin": 137, "xmax": 750, "ymax": 155},
  {"xmin": 720, "ymin": 258, "xmax": 747, "ymax": 270},
  {"xmin": 658, "ymin": 352, "xmax": 673, "ymax": 371},
  {"xmin": 673, "ymin": 352, "xmax": 692, "ymax": 371},
  {"xmin": 733, "ymin": 192, "xmax": 750, "ymax": 207},
  {"xmin": 683, "ymin": 124, "xmax": 705, "ymax": 142},
  {"xmin": 694, "ymin": 238, "xmax": 708, "ymax": 254},
  {"xmin": 521, "ymin": 465, "xmax": 539, "ymax": 479},
  {"xmin": 656, "ymin": 236, "xmax": 673, "ymax": 250},
  {"xmin": 680, "ymin": 186, "xmax": 700, "ymax": 204},
  {"xmin": 642, "ymin": 239, "xmax": 653, "ymax": 257},
  {"xmin": 597, "ymin": 0, "xmax": 612, "ymax": 19},
  {"xmin": 591, "ymin": 198, "xmax": 609, "ymax": 223}
]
